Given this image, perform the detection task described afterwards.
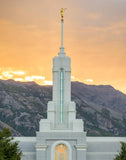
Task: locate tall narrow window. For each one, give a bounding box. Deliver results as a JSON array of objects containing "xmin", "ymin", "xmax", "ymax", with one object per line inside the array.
[
  {"xmin": 55, "ymin": 144, "xmax": 68, "ymax": 160},
  {"xmin": 60, "ymin": 69, "xmax": 64, "ymax": 123}
]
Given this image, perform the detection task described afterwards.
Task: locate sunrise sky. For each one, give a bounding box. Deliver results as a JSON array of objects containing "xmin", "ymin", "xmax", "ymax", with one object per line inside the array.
[{"xmin": 0, "ymin": 0, "xmax": 126, "ymax": 93}]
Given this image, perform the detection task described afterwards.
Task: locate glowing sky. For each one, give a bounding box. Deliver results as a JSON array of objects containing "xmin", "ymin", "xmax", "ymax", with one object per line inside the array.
[{"xmin": 0, "ymin": 0, "xmax": 126, "ymax": 93}]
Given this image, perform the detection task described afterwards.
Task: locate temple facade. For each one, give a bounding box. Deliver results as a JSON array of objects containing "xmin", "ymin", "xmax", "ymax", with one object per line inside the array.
[{"xmin": 15, "ymin": 9, "xmax": 126, "ymax": 160}]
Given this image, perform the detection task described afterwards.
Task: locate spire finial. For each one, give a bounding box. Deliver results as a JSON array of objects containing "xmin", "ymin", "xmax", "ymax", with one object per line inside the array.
[
  {"xmin": 59, "ymin": 8, "xmax": 67, "ymax": 56},
  {"xmin": 61, "ymin": 8, "xmax": 64, "ymax": 21},
  {"xmin": 61, "ymin": 8, "xmax": 67, "ymax": 21}
]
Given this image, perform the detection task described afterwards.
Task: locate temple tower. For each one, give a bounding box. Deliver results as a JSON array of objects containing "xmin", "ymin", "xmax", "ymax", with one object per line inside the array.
[{"xmin": 36, "ymin": 8, "xmax": 87, "ymax": 160}]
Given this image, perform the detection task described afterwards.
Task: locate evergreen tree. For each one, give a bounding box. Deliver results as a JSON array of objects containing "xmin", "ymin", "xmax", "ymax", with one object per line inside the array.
[
  {"xmin": 114, "ymin": 142, "xmax": 126, "ymax": 160},
  {"xmin": 0, "ymin": 128, "xmax": 22, "ymax": 160}
]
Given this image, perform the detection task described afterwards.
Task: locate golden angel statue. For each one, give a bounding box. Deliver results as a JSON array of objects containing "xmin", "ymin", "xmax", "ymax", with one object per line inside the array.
[{"xmin": 61, "ymin": 8, "xmax": 67, "ymax": 21}]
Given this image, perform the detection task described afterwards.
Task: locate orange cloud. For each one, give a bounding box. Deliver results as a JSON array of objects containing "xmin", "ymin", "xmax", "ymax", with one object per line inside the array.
[
  {"xmin": 71, "ymin": 76, "xmax": 81, "ymax": 82},
  {"xmin": 11, "ymin": 71, "xmax": 25, "ymax": 75},
  {"xmin": 43, "ymin": 81, "xmax": 52, "ymax": 85},
  {"xmin": 85, "ymin": 79, "xmax": 93, "ymax": 83},
  {"xmin": 1, "ymin": 69, "xmax": 25, "ymax": 79},
  {"xmin": 25, "ymin": 76, "xmax": 45, "ymax": 81},
  {"xmin": 2, "ymin": 71, "xmax": 13, "ymax": 79},
  {"xmin": 14, "ymin": 78, "xmax": 24, "ymax": 81},
  {"xmin": 0, "ymin": 76, "xmax": 3, "ymax": 79}
]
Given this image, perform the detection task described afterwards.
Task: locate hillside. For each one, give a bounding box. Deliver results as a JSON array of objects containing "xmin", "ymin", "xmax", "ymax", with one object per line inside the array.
[{"xmin": 0, "ymin": 79, "xmax": 126, "ymax": 136}]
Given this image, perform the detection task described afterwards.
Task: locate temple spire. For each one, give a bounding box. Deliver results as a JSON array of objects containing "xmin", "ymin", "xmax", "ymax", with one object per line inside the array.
[{"xmin": 59, "ymin": 8, "xmax": 66, "ymax": 56}]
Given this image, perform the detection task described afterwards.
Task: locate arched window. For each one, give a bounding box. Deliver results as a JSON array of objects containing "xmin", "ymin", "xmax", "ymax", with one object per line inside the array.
[{"xmin": 55, "ymin": 144, "xmax": 68, "ymax": 160}]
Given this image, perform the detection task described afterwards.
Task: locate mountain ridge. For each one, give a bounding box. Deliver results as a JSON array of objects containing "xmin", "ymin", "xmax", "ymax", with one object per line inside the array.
[{"xmin": 0, "ymin": 79, "xmax": 126, "ymax": 136}]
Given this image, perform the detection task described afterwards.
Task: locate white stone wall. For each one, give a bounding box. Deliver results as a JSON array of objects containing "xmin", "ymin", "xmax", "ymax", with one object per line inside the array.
[
  {"xmin": 87, "ymin": 137, "xmax": 126, "ymax": 160},
  {"xmin": 14, "ymin": 136, "xmax": 126, "ymax": 160},
  {"xmin": 14, "ymin": 137, "xmax": 36, "ymax": 160}
]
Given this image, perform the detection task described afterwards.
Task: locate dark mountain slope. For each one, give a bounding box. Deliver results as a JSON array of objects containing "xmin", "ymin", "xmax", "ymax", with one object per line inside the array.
[{"xmin": 0, "ymin": 79, "xmax": 126, "ymax": 136}]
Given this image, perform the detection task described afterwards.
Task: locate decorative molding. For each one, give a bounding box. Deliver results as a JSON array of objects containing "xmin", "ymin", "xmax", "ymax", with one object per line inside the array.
[
  {"xmin": 35, "ymin": 145, "xmax": 48, "ymax": 150},
  {"xmin": 86, "ymin": 137, "xmax": 126, "ymax": 142},
  {"xmin": 14, "ymin": 137, "xmax": 36, "ymax": 142},
  {"xmin": 75, "ymin": 145, "xmax": 88, "ymax": 150},
  {"xmin": 22, "ymin": 152, "xmax": 36, "ymax": 155}
]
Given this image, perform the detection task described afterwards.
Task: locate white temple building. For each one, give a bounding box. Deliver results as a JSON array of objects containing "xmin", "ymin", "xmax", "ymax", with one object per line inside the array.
[{"xmin": 15, "ymin": 9, "xmax": 126, "ymax": 160}]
